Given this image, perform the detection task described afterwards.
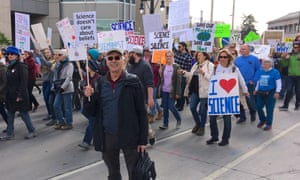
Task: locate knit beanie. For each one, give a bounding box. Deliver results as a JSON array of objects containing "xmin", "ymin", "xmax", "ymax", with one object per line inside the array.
[{"xmin": 88, "ymin": 48, "xmax": 99, "ymax": 60}]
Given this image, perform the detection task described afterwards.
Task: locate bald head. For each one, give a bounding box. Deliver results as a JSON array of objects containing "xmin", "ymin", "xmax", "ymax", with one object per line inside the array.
[{"xmin": 239, "ymin": 44, "xmax": 250, "ymax": 56}]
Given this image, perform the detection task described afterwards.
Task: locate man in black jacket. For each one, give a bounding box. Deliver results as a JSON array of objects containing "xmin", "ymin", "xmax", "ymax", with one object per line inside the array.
[{"xmin": 84, "ymin": 48, "xmax": 148, "ymax": 180}]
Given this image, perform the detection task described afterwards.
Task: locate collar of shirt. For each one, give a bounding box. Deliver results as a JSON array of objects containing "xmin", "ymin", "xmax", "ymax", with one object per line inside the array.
[{"xmin": 107, "ymin": 73, "xmax": 123, "ymax": 89}]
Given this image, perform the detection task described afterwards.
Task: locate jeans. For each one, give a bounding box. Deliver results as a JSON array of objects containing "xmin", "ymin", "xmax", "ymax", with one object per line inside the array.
[
  {"xmin": 283, "ymin": 76, "xmax": 300, "ymax": 108},
  {"xmin": 6, "ymin": 111, "xmax": 35, "ymax": 136},
  {"xmin": 256, "ymin": 91, "xmax": 276, "ymax": 126},
  {"xmin": 0, "ymin": 101, "xmax": 8, "ymax": 124},
  {"xmin": 240, "ymin": 83, "xmax": 256, "ymax": 120},
  {"xmin": 162, "ymin": 91, "xmax": 181, "ymax": 127},
  {"xmin": 48, "ymin": 92, "xmax": 56, "ymax": 120},
  {"xmin": 54, "ymin": 92, "xmax": 73, "ymax": 125},
  {"xmin": 149, "ymin": 87, "xmax": 162, "ymax": 116},
  {"xmin": 102, "ymin": 133, "xmax": 139, "ymax": 180},
  {"xmin": 209, "ymin": 115, "xmax": 231, "ymax": 142},
  {"xmin": 42, "ymin": 81, "xmax": 51, "ymax": 116},
  {"xmin": 189, "ymin": 93, "xmax": 208, "ymax": 128},
  {"xmin": 176, "ymin": 76, "xmax": 186, "ymax": 110},
  {"xmin": 81, "ymin": 106, "xmax": 96, "ymax": 145}
]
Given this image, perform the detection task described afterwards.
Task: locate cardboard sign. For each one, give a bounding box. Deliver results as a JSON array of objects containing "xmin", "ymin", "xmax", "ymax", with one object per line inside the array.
[
  {"xmin": 263, "ymin": 30, "xmax": 284, "ymax": 44},
  {"xmin": 148, "ymin": 31, "xmax": 172, "ymax": 51},
  {"xmin": 192, "ymin": 23, "xmax": 215, "ymax": 52},
  {"xmin": 208, "ymin": 73, "xmax": 240, "ymax": 115},
  {"xmin": 215, "ymin": 24, "xmax": 231, "ymax": 38},
  {"xmin": 15, "ymin": 12, "xmax": 30, "ymax": 51},
  {"xmin": 97, "ymin": 30, "xmax": 126, "ymax": 52},
  {"xmin": 142, "ymin": 14, "xmax": 163, "ymax": 48},
  {"xmin": 31, "ymin": 23, "xmax": 48, "ymax": 49},
  {"xmin": 73, "ymin": 11, "xmax": 97, "ymax": 45},
  {"xmin": 244, "ymin": 31, "xmax": 261, "ymax": 43},
  {"xmin": 152, "ymin": 50, "xmax": 167, "ymax": 65}
]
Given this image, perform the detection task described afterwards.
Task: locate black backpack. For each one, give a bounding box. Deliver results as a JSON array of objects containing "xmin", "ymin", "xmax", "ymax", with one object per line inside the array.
[{"xmin": 133, "ymin": 151, "xmax": 157, "ymax": 180}]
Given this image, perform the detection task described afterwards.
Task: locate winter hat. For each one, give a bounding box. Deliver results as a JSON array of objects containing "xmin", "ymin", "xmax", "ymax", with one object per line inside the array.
[
  {"xmin": 88, "ymin": 48, "xmax": 99, "ymax": 60},
  {"xmin": 262, "ymin": 57, "xmax": 273, "ymax": 63},
  {"xmin": 6, "ymin": 46, "xmax": 20, "ymax": 56},
  {"xmin": 129, "ymin": 46, "xmax": 143, "ymax": 55},
  {"xmin": 88, "ymin": 60, "xmax": 99, "ymax": 73}
]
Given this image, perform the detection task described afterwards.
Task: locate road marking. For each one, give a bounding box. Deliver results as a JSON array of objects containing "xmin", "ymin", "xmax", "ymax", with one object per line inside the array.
[{"xmin": 203, "ymin": 121, "xmax": 300, "ymax": 180}]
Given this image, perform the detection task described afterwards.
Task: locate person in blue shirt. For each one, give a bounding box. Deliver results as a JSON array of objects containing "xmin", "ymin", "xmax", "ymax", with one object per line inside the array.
[
  {"xmin": 234, "ymin": 44, "xmax": 261, "ymax": 123},
  {"xmin": 254, "ymin": 57, "xmax": 281, "ymax": 131}
]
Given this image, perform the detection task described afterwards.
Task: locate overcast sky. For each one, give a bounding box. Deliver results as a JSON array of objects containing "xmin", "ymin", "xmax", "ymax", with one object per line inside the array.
[{"xmin": 190, "ymin": 0, "xmax": 300, "ymax": 34}]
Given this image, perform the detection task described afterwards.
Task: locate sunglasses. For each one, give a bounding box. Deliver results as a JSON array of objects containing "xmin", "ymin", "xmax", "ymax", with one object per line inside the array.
[
  {"xmin": 293, "ymin": 46, "xmax": 300, "ymax": 49},
  {"xmin": 219, "ymin": 56, "xmax": 228, "ymax": 59},
  {"xmin": 6, "ymin": 53, "xmax": 17, "ymax": 56},
  {"xmin": 107, "ymin": 56, "xmax": 121, "ymax": 61},
  {"xmin": 54, "ymin": 54, "xmax": 64, "ymax": 56}
]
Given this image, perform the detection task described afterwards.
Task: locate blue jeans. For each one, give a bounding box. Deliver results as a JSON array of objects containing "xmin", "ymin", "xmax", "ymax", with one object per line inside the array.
[
  {"xmin": 6, "ymin": 111, "xmax": 35, "ymax": 136},
  {"xmin": 149, "ymin": 87, "xmax": 162, "ymax": 116},
  {"xmin": 256, "ymin": 91, "xmax": 276, "ymax": 126},
  {"xmin": 54, "ymin": 92, "xmax": 73, "ymax": 125},
  {"xmin": 162, "ymin": 91, "xmax": 181, "ymax": 127},
  {"xmin": 209, "ymin": 115, "xmax": 231, "ymax": 142},
  {"xmin": 81, "ymin": 104, "xmax": 96, "ymax": 145},
  {"xmin": 283, "ymin": 76, "xmax": 300, "ymax": 108},
  {"xmin": 190, "ymin": 93, "xmax": 208, "ymax": 128},
  {"xmin": 240, "ymin": 83, "xmax": 256, "ymax": 120},
  {"xmin": 42, "ymin": 81, "xmax": 51, "ymax": 116},
  {"xmin": 48, "ymin": 92, "xmax": 56, "ymax": 120}
]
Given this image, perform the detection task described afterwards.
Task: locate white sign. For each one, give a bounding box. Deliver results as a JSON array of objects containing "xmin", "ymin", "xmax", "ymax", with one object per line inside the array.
[
  {"xmin": 192, "ymin": 23, "xmax": 215, "ymax": 53},
  {"xmin": 73, "ymin": 11, "xmax": 97, "ymax": 45},
  {"xmin": 249, "ymin": 44, "xmax": 271, "ymax": 59},
  {"xmin": 68, "ymin": 44, "xmax": 87, "ymax": 61},
  {"xmin": 149, "ymin": 31, "xmax": 172, "ymax": 51},
  {"xmin": 15, "ymin": 12, "xmax": 30, "ymax": 51},
  {"xmin": 143, "ymin": 14, "xmax": 163, "ymax": 48},
  {"xmin": 127, "ymin": 35, "xmax": 144, "ymax": 51},
  {"xmin": 31, "ymin": 23, "xmax": 48, "ymax": 49},
  {"xmin": 168, "ymin": 0, "xmax": 190, "ymax": 32},
  {"xmin": 275, "ymin": 42, "xmax": 293, "ymax": 53},
  {"xmin": 97, "ymin": 30, "xmax": 126, "ymax": 53},
  {"xmin": 208, "ymin": 73, "xmax": 240, "ymax": 115},
  {"xmin": 230, "ymin": 31, "xmax": 242, "ymax": 44}
]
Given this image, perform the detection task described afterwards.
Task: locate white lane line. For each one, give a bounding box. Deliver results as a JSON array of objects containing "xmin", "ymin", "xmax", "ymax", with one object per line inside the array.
[
  {"xmin": 203, "ymin": 121, "xmax": 300, "ymax": 180},
  {"xmin": 48, "ymin": 129, "xmax": 192, "ymax": 180}
]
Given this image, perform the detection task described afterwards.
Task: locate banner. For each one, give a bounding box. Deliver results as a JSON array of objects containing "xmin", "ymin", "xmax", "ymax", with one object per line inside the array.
[
  {"xmin": 192, "ymin": 23, "xmax": 215, "ymax": 52},
  {"xmin": 208, "ymin": 73, "xmax": 240, "ymax": 115},
  {"xmin": 215, "ymin": 24, "xmax": 231, "ymax": 38},
  {"xmin": 31, "ymin": 23, "xmax": 48, "ymax": 49},
  {"xmin": 15, "ymin": 12, "xmax": 30, "ymax": 51},
  {"xmin": 97, "ymin": 30, "xmax": 126, "ymax": 52},
  {"xmin": 148, "ymin": 31, "xmax": 172, "ymax": 51},
  {"xmin": 127, "ymin": 35, "xmax": 144, "ymax": 51},
  {"xmin": 73, "ymin": 11, "xmax": 97, "ymax": 45}
]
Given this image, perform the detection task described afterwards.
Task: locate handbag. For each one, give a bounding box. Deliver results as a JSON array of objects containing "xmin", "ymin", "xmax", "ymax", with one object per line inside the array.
[
  {"xmin": 53, "ymin": 79, "xmax": 65, "ymax": 89},
  {"xmin": 133, "ymin": 151, "xmax": 157, "ymax": 180}
]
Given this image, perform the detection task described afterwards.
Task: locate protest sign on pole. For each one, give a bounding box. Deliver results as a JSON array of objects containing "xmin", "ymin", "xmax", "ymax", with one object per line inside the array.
[
  {"xmin": 192, "ymin": 23, "xmax": 215, "ymax": 52},
  {"xmin": 208, "ymin": 73, "xmax": 240, "ymax": 115},
  {"xmin": 214, "ymin": 24, "xmax": 231, "ymax": 38},
  {"xmin": 148, "ymin": 31, "xmax": 172, "ymax": 51},
  {"xmin": 244, "ymin": 31, "xmax": 261, "ymax": 43},
  {"xmin": 47, "ymin": 27, "xmax": 52, "ymax": 45},
  {"xmin": 73, "ymin": 11, "xmax": 97, "ymax": 45},
  {"xmin": 97, "ymin": 30, "xmax": 126, "ymax": 53},
  {"xmin": 31, "ymin": 23, "xmax": 48, "ymax": 49},
  {"xmin": 230, "ymin": 30, "xmax": 242, "ymax": 44},
  {"xmin": 168, "ymin": 0, "xmax": 190, "ymax": 32},
  {"xmin": 15, "ymin": 12, "xmax": 30, "ymax": 51},
  {"xmin": 127, "ymin": 35, "xmax": 144, "ymax": 51},
  {"xmin": 142, "ymin": 14, "xmax": 163, "ymax": 48},
  {"xmin": 111, "ymin": 20, "xmax": 134, "ymax": 37}
]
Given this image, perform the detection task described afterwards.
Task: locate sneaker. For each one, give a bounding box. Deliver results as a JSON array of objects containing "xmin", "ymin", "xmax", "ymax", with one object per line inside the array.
[
  {"xmin": 191, "ymin": 125, "xmax": 200, "ymax": 134},
  {"xmin": 159, "ymin": 125, "xmax": 168, "ymax": 130},
  {"xmin": 195, "ymin": 127, "xmax": 205, "ymax": 136},
  {"xmin": 263, "ymin": 125, "xmax": 272, "ymax": 131},
  {"xmin": 206, "ymin": 138, "xmax": 219, "ymax": 145},
  {"xmin": 279, "ymin": 106, "xmax": 288, "ymax": 111},
  {"xmin": 25, "ymin": 132, "xmax": 37, "ymax": 139},
  {"xmin": 236, "ymin": 118, "xmax": 246, "ymax": 124},
  {"xmin": 176, "ymin": 121, "xmax": 181, "ymax": 129},
  {"xmin": 61, "ymin": 124, "xmax": 73, "ymax": 130},
  {"xmin": 257, "ymin": 121, "xmax": 265, "ymax": 128},
  {"xmin": 32, "ymin": 104, "xmax": 39, "ymax": 113},
  {"xmin": 46, "ymin": 120, "xmax": 57, "ymax": 126},
  {"xmin": 0, "ymin": 134, "xmax": 14, "ymax": 141},
  {"xmin": 148, "ymin": 115, "xmax": 154, "ymax": 123},
  {"xmin": 295, "ymin": 106, "xmax": 299, "ymax": 111},
  {"xmin": 218, "ymin": 141, "xmax": 229, "ymax": 146},
  {"xmin": 250, "ymin": 114, "xmax": 256, "ymax": 122},
  {"xmin": 78, "ymin": 142, "xmax": 90, "ymax": 150},
  {"xmin": 156, "ymin": 111, "xmax": 163, "ymax": 120},
  {"xmin": 54, "ymin": 123, "xmax": 65, "ymax": 130},
  {"xmin": 42, "ymin": 115, "xmax": 52, "ymax": 121}
]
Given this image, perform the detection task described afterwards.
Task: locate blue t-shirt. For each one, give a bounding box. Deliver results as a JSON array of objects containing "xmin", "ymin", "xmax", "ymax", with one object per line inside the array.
[
  {"xmin": 234, "ymin": 55, "xmax": 261, "ymax": 84},
  {"xmin": 257, "ymin": 68, "xmax": 281, "ymax": 91}
]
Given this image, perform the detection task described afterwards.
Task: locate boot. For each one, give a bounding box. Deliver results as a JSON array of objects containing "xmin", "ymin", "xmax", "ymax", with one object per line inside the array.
[
  {"xmin": 191, "ymin": 125, "xmax": 200, "ymax": 134},
  {"xmin": 148, "ymin": 115, "xmax": 154, "ymax": 123},
  {"xmin": 156, "ymin": 111, "xmax": 163, "ymax": 120},
  {"xmin": 195, "ymin": 127, "xmax": 205, "ymax": 136}
]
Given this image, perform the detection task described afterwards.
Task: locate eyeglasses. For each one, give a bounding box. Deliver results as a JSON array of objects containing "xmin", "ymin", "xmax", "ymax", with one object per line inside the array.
[
  {"xmin": 107, "ymin": 56, "xmax": 121, "ymax": 61},
  {"xmin": 219, "ymin": 56, "xmax": 228, "ymax": 59},
  {"xmin": 6, "ymin": 53, "xmax": 16, "ymax": 56}
]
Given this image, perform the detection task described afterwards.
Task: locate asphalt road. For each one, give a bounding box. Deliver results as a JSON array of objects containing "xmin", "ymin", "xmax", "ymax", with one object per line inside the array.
[{"xmin": 1, "ymin": 90, "xmax": 300, "ymax": 180}]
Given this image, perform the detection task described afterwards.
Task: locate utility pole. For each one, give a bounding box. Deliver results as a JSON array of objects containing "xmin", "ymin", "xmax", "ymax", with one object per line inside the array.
[
  {"xmin": 200, "ymin": 10, "xmax": 203, "ymax": 23},
  {"xmin": 231, "ymin": 0, "xmax": 235, "ymax": 31},
  {"xmin": 210, "ymin": 0, "xmax": 214, "ymax": 23},
  {"xmin": 150, "ymin": 0, "xmax": 155, "ymax": 14}
]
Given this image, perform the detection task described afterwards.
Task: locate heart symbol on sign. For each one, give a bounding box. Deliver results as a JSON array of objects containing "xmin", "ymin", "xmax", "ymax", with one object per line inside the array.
[{"xmin": 219, "ymin": 79, "xmax": 236, "ymax": 93}]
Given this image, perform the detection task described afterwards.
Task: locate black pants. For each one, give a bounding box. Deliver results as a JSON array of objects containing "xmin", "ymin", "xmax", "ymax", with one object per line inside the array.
[
  {"xmin": 102, "ymin": 133, "xmax": 139, "ymax": 180},
  {"xmin": 28, "ymin": 79, "xmax": 39, "ymax": 109}
]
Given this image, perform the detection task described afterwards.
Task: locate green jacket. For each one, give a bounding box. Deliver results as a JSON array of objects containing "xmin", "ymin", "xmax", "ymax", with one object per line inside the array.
[
  {"xmin": 280, "ymin": 53, "xmax": 300, "ymax": 76},
  {"xmin": 160, "ymin": 63, "xmax": 182, "ymax": 99}
]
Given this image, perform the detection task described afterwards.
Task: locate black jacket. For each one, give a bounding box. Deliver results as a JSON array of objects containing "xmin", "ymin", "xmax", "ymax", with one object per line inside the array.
[
  {"xmin": 86, "ymin": 71, "xmax": 148, "ymax": 152},
  {"xmin": 0, "ymin": 63, "xmax": 7, "ymax": 102},
  {"xmin": 5, "ymin": 61, "xmax": 30, "ymax": 112}
]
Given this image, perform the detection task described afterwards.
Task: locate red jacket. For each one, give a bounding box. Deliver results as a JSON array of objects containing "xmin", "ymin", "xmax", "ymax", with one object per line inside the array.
[{"xmin": 24, "ymin": 52, "xmax": 37, "ymax": 81}]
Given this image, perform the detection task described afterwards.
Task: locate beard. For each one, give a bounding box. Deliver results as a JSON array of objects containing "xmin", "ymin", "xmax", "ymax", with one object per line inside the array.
[{"xmin": 129, "ymin": 56, "xmax": 135, "ymax": 64}]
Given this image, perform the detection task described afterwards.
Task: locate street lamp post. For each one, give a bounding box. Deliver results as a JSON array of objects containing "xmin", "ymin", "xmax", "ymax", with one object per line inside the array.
[{"xmin": 139, "ymin": 0, "xmax": 165, "ymax": 15}]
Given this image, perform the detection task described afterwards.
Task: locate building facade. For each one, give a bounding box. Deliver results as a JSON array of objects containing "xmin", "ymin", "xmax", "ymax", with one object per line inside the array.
[{"xmin": 267, "ymin": 11, "xmax": 300, "ymax": 39}]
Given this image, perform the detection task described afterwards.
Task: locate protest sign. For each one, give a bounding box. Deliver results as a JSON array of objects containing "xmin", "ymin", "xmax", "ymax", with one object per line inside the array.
[
  {"xmin": 15, "ymin": 12, "xmax": 30, "ymax": 51},
  {"xmin": 230, "ymin": 30, "xmax": 241, "ymax": 44},
  {"xmin": 244, "ymin": 31, "xmax": 261, "ymax": 43},
  {"xmin": 143, "ymin": 14, "xmax": 163, "ymax": 48},
  {"xmin": 249, "ymin": 44, "xmax": 271, "ymax": 59},
  {"xmin": 215, "ymin": 24, "xmax": 231, "ymax": 38},
  {"xmin": 275, "ymin": 42, "xmax": 293, "ymax": 53},
  {"xmin": 192, "ymin": 23, "xmax": 215, "ymax": 52},
  {"xmin": 148, "ymin": 31, "xmax": 172, "ymax": 51},
  {"xmin": 262, "ymin": 30, "xmax": 284, "ymax": 45},
  {"xmin": 31, "ymin": 23, "xmax": 48, "ymax": 49},
  {"xmin": 168, "ymin": 0, "xmax": 190, "ymax": 32},
  {"xmin": 111, "ymin": 20, "xmax": 134, "ymax": 36},
  {"xmin": 284, "ymin": 37, "xmax": 294, "ymax": 42},
  {"xmin": 73, "ymin": 11, "xmax": 97, "ymax": 45},
  {"xmin": 47, "ymin": 27, "xmax": 52, "ymax": 45},
  {"xmin": 127, "ymin": 35, "xmax": 144, "ymax": 51},
  {"xmin": 152, "ymin": 50, "xmax": 167, "ymax": 65},
  {"xmin": 208, "ymin": 73, "xmax": 240, "ymax": 115},
  {"xmin": 97, "ymin": 30, "xmax": 126, "ymax": 52}
]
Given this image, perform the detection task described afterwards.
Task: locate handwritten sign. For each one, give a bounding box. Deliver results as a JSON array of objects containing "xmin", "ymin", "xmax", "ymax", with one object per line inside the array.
[
  {"xmin": 275, "ymin": 42, "xmax": 293, "ymax": 53},
  {"xmin": 208, "ymin": 73, "xmax": 240, "ymax": 115},
  {"xmin": 97, "ymin": 30, "xmax": 126, "ymax": 52},
  {"xmin": 31, "ymin": 23, "xmax": 48, "ymax": 49},
  {"xmin": 249, "ymin": 44, "xmax": 271, "ymax": 60},
  {"xmin": 192, "ymin": 23, "xmax": 215, "ymax": 52},
  {"xmin": 215, "ymin": 24, "xmax": 231, "ymax": 38},
  {"xmin": 127, "ymin": 35, "xmax": 144, "ymax": 51},
  {"xmin": 15, "ymin": 12, "xmax": 30, "ymax": 51},
  {"xmin": 152, "ymin": 50, "xmax": 167, "ymax": 65},
  {"xmin": 148, "ymin": 31, "xmax": 172, "ymax": 51},
  {"xmin": 230, "ymin": 30, "xmax": 241, "ymax": 43},
  {"xmin": 244, "ymin": 31, "xmax": 261, "ymax": 43},
  {"xmin": 73, "ymin": 11, "xmax": 97, "ymax": 45}
]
